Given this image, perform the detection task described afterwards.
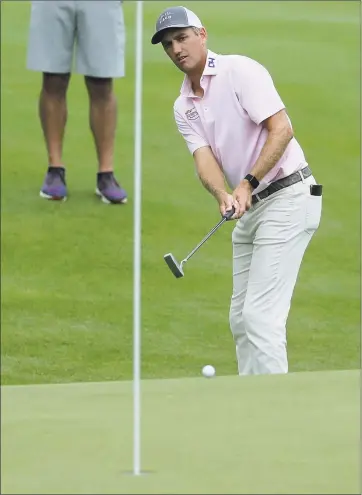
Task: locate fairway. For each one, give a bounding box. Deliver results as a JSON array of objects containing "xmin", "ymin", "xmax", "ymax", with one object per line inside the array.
[
  {"xmin": 1, "ymin": 1, "xmax": 360, "ymax": 384},
  {"xmin": 1, "ymin": 370, "xmax": 360, "ymax": 494}
]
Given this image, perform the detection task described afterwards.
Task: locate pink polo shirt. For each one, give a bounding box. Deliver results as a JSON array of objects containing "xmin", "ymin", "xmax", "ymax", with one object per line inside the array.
[{"xmin": 173, "ymin": 50, "xmax": 308, "ymax": 194}]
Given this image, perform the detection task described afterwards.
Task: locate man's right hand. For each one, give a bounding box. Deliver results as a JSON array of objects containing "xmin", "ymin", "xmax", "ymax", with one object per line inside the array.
[{"xmin": 217, "ymin": 192, "xmax": 238, "ymax": 219}]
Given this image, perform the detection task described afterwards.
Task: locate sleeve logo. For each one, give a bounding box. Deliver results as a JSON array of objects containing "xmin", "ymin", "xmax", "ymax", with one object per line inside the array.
[{"xmin": 185, "ymin": 108, "xmax": 199, "ymax": 120}]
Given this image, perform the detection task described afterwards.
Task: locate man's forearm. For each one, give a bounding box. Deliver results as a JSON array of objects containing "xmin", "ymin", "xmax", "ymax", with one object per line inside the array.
[
  {"xmin": 198, "ymin": 171, "xmax": 226, "ymax": 200},
  {"xmin": 249, "ymin": 127, "xmax": 293, "ymax": 182},
  {"xmin": 195, "ymin": 152, "xmax": 227, "ymax": 200}
]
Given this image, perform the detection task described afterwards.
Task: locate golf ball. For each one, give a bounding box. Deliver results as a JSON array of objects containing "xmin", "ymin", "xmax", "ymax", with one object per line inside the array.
[{"xmin": 202, "ymin": 365, "xmax": 216, "ymax": 378}]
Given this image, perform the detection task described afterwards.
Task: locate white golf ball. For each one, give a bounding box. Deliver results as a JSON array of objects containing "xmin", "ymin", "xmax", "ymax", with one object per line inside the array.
[{"xmin": 202, "ymin": 364, "xmax": 216, "ymax": 378}]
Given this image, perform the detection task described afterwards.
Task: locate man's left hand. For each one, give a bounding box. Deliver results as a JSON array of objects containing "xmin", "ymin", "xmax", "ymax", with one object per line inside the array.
[{"xmin": 231, "ymin": 180, "xmax": 253, "ymax": 219}]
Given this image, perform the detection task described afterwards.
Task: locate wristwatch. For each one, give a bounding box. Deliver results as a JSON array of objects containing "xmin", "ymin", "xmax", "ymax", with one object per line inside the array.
[{"xmin": 244, "ymin": 174, "xmax": 260, "ymax": 190}]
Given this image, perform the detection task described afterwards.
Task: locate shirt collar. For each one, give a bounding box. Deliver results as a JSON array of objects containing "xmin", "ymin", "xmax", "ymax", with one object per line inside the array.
[
  {"xmin": 203, "ymin": 50, "xmax": 219, "ymax": 76},
  {"xmin": 180, "ymin": 50, "xmax": 219, "ymax": 97}
]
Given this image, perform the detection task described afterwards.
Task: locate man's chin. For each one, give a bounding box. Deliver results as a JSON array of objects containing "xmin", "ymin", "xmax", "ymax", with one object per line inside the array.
[{"xmin": 177, "ymin": 62, "xmax": 195, "ymax": 74}]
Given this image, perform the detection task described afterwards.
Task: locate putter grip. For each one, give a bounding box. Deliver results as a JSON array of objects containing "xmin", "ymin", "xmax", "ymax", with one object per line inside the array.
[{"xmin": 223, "ymin": 206, "xmax": 236, "ymax": 220}]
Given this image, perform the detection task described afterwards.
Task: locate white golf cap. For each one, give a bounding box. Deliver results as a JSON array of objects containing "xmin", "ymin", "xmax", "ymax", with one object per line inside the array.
[{"xmin": 151, "ymin": 6, "xmax": 203, "ymax": 45}]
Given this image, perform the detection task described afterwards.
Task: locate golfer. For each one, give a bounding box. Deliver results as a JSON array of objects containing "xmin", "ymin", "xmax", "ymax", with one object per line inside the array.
[
  {"xmin": 151, "ymin": 6, "xmax": 322, "ymax": 375},
  {"xmin": 27, "ymin": 0, "xmax": 127, "ymax": 204}
]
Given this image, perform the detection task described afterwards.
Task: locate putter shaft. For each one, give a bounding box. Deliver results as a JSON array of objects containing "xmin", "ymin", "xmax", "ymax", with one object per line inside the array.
[
  {"xmin": 183, "ymin": 216, "xmax": 227, "ymax": 263},
  {"xmin": 164, "ymin": 207, "xmax": 235, "ymax": 278}
]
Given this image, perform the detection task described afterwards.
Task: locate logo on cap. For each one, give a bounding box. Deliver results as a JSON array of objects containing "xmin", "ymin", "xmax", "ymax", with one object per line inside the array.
[{"xmin": 159, "ymin": 11, "xmax": 172, "ymax": 25}]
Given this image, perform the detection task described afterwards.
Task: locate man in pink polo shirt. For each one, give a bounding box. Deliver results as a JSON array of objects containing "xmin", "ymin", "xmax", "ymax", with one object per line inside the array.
[{"xmin": 151, "ymin": 6, "xmax": 323, "ymax": 375}]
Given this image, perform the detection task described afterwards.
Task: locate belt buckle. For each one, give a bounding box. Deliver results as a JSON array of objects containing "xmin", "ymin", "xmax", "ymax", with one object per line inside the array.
[{"xmin": 298, "ymin": 170, "xmax": 305, "ymax": 183}]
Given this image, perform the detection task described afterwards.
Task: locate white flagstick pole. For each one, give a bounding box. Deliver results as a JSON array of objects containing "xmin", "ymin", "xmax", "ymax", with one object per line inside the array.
[{"xmin": 133, "ymin": 0, "xmax": 143, "ymax": 477}]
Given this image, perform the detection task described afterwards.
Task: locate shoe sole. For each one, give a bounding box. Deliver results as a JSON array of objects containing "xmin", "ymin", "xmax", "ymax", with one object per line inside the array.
[
  {"xmin": 95, "ymin": 188, "xmax": 127, "ymax": 205},
  {"xmin": 40, "ymin": 191, "xmax": 67, "ymax": 201}
]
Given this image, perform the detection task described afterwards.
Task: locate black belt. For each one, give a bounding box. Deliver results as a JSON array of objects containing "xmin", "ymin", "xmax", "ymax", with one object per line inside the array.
[{"xmin": 252, "ymin": 166, "xmax": 312, "ymax": 205}]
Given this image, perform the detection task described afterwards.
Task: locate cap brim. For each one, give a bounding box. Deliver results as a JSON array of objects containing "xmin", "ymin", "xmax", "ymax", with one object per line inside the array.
[{"xmin": 151, "ymin": 24, "xmax": 192, "ymax": 45}]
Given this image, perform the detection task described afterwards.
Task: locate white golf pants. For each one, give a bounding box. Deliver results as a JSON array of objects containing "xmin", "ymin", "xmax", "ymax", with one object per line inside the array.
[{"xmin": 229, "ymin": 175, "xmax": 322, "ymax": 375}]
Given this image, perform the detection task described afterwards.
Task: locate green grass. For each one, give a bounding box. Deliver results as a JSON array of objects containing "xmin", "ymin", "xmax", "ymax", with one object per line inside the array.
[
  {"xmin": 1, "ymin": 1, "xmax": 360, "ymax": 385},
  {"xmin": 1, "ymin": 5, "xmax": 360, "ymax": 493},
  {"xmin": 1, "ymin": 371, "xmax": 360, "ymax": 494}
]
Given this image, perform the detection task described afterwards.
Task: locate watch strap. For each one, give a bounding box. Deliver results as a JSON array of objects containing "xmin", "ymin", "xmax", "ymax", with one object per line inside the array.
[{"xmin": 244, "ymin": 174, "xmax": 260, "ymax": 189}]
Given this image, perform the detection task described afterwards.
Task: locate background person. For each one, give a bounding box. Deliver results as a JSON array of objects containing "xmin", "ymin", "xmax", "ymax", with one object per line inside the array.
[{"xmin": 27, "ymin": 0, "xmax": 127, "ymax": 204}]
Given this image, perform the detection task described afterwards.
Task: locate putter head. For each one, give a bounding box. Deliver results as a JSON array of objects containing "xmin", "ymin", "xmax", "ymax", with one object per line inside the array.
[{"xmin": 163, "ymin": 253, "xmax": 184, "ymax": 278}]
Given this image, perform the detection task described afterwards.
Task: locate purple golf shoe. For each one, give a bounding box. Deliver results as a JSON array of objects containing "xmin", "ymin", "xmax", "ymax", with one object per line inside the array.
[
  {"xmin": 39, "ymin": 167, "xmax": 67, "ymax": 201},
  {"xmin": 95, "ymin": 172, "xmax": 128, "ymax": 204}
]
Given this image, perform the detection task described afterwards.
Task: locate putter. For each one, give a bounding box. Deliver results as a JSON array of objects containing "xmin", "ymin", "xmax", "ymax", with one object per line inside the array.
[{"xmin": 164, "ymin": 207, "xmax": 235, "ymax": 278}]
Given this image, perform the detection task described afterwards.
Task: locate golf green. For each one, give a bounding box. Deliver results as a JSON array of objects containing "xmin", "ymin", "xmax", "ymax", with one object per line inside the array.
[{"xmin": 1, "ymin": 370, "xmax": 359, "ymax": 494}]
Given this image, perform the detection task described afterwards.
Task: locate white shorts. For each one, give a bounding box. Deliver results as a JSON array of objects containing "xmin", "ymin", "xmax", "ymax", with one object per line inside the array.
[{"xmin": 26, "ymin": 0, "xmax": 125, "ymax": 78}]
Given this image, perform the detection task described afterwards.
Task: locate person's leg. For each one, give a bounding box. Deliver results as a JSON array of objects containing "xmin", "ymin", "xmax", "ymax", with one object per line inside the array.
[
  {"xmin": 76, "ymin": 1, "xmax": 127, "ymax": 204},
  {"xmin": 39, "ymin": 73, "xmax": 71, "ymax": 168},
  {"xmin": 27, "ymin": 0, "xmax": 76, "ymax": 200},
  {"xmin": 229, "ymin": 219, "xmax": 254, "ymax": 375},
  {"xmin": 242, "ymin": 177, "xmax": 322, "ymax": 374},
  {"xmin": 75, "ymin": 1, "xmax": 125, "ymax": 79},
  {"xmin": 84, "ymin": 76, "xmax": 117, "ymax": 174},
  {"xmin": 84, "ymin": 76, "xmax": 126, "ymax": 203},
  {"xmin": 27, "ymin": 1, "xmax": 76, "ymax": 74},
  {"xmin": 38, "ymin": 73, "xmax": 71, "ymax": 200}
]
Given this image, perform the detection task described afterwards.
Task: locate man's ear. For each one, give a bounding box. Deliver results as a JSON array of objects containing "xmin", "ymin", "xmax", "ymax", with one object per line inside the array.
[{"xmin": 200, "ymin": 27, "xmax": 208, "ymax": 45}]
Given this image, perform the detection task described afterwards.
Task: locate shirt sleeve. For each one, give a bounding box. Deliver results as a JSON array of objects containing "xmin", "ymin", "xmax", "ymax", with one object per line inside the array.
[
  {"xmin": 233, "ymin": 56, "xmax": 285, "ymax": 125},
  {"xmin": 174, "ymin": 106, "xmax": 209, "ymax": 155}
]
